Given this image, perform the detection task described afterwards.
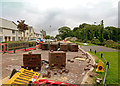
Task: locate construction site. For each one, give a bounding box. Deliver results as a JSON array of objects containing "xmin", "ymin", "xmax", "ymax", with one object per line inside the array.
[{"xmin": 1, "ymin": 41, "xmax": 97, "ymax": 85}]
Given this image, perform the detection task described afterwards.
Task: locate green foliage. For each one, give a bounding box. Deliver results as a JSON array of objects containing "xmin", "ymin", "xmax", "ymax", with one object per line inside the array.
[
  {"xmin": 91, "ymin": 39, "xmax": 101, "ymax": 45},
  {"xmin": 90, "ymin": 51, "xmax": 118, "ymax": 84},
  {"xmin": 45, "ymin": 35, "xmax": 51, "ymax": 39},
  {"xmin": 104, "ymin": 40, "xmax": 119, "ymax": 49},
  {"xmin": 58, "ymin": 26, "xmax": 73, "ymax": 40},
  {"xmin": 55, "ymin": 20, "xmax": 120, "ymax": 49},
  {"xmin": 55, "ymin": 34, "xmax": 62, "ymax": 40},
  {"xmin": 50, "ymin": 36, "xmax": 55, "ymax": 39}
]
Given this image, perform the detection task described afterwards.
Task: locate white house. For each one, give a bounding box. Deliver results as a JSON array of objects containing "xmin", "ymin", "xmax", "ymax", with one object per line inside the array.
[
  {"xmin": 0, "ymin": 18, "xmax": 22, "ymax": 42},
  {"xmin": 23, "ymin": 26, "xmax": 43, "ymax": 41},
  {"xmin": 22, "ymin": 26, "xmax": 35, "ymax": 40},
  {"xmin": 34, "ymin": 31, "xmax": 43, "ymax": 39},
  {"xmin": 0, "ymin": 18, "xmax": 43, "ymax": 42}
]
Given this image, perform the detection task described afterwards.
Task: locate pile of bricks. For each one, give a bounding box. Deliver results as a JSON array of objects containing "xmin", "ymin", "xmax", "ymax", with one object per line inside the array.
[
  {"xmin": 60, "ymin": 43, "xmax": 68, "ymax": 52},
  {"xmin": 69, "ymin": 43, "xmax": 78, "ymax": 52},
  {"xmin": 49, "ymin": 43, "xmax": 58, "ymax": 51},
  {"xmin": 49, "ymin": 51, "xmax": 66, "ymax": 69},
  {"xmin": 40, "ymin": 42, "xmax": 78, "ymax": 52},
  {"xmin": 41, "ymin": 43, "xmax": 49, "ymax": 50},
  {"xmin": 22, "ymin": 52, "xmax": 41, "ymax": 71}
]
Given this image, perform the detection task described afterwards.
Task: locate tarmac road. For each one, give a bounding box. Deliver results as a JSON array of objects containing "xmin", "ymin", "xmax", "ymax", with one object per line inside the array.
[{"xmin": 80, "ymin": 45, "xmax": 118, "ymax": 52}]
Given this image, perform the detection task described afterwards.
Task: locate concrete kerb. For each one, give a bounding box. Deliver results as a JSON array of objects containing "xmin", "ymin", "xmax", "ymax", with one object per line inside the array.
[{"xmin": 78, "ymin": 46, "xmax": 96, "ymax": 84}]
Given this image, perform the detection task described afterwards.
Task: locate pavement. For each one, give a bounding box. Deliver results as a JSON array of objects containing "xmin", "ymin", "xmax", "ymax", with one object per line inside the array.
[{"xmin": 1, "ymin": 48, "xmax": 94, "ymax": 84}]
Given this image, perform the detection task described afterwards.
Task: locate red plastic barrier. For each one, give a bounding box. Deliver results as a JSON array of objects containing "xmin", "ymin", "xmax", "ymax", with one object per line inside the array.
[
  {"xmin": 38, "ymin": 41, "xmax": 43, "ymax": 48},
  {"xmin": 0, "ymin": 43, "xmax": 8, "ymax": 53},
  {"xmin": 24, "ymin": 48, "xmax": 35, "ymax": 51},
  {"xmin": 33, "ymin": 79, "xmax": 78, "ymax": 86}
]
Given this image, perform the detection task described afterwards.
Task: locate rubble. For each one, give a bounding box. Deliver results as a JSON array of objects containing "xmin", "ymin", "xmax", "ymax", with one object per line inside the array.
[
  {"xmin": 64, "ymin": 69, "xmax": 69, "ymax": 73},
  {"xmin": 92, "ymin": 63, "xmax": 98, "ymax": 68},
  {"xmin": 89, "ymin": 73, "xmax": 99, "ymax": 77},
  {"xmin": 54, "ymin": 72, "xmax": 57, "ymax": 75},
  {"xmin": 42, "ymin": 60, "xmax": 49, "ymax": 65},
  {"xmin": 96, "ymin": 78, "xmax": 102, "ymax": 84},
  {"xmin": 67, "ymin": 59, "xmax": 71, "ymax": 62},
  {"xmin": 70, "ymin": 59, "xmax": 74, "ymax": 63},
  {"xmin": 58, "ymin": 70, "xmax": 63, "ymax": 74},
  {"xmin": 84, "ymin": 67, "xmax": 90, "ymax": 71},
  {"xmin": 74, "ymin": 58, "xmax": 86, "ymax": 61}
]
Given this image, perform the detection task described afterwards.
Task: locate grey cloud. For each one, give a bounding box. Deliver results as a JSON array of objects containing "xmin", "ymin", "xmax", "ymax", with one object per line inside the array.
[{"xmin": 1, "ymin": 0, "xmax": 118, "ymax": 36}]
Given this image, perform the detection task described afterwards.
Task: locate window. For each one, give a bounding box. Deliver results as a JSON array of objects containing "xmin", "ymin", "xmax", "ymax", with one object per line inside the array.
[
  {"xmin": 12, "ymin": 37, "xmax": 15, "ymax": 41},
  {"xmin": 0, "ymin": 36, "xmax": 2, "ymax": 42},
  {"xmin": 12, "ymin": 30, "xmax": 15, "ymax": 34},
  {"xmin": 18, "ymin": 37, "xmax": 20, "ymax": 41},
  {"xmin": 0, "ymin": 28, "xmax": 3, "ymax": 33},
  {"xmin": 18, "ymin": 31, "xmax": 21, "ymax": 35}
]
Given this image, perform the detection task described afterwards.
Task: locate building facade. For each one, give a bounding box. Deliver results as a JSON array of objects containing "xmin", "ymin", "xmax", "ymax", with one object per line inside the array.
[
  {"xmin": 0, "ymin": 18, "xmax": 43, "ymax": 42},
  {"xmin": 0, "ymin": 18, "xmax": 22, "ymax": 42}
]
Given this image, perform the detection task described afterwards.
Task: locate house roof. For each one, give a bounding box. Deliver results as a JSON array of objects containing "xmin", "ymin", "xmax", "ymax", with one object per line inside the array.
[
  {"xmin": 34, "ymin": 29, "xmax": 42, "ymax": 35},
  {"xmin": 0, "ymin": 18, "xmax": 18, "ymax": 30}
]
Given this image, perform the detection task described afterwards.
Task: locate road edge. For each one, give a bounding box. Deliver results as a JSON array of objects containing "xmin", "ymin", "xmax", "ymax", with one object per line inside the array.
[{"xmin": 79, "ymin": 46, "xmax": 96, "ymax": 84}]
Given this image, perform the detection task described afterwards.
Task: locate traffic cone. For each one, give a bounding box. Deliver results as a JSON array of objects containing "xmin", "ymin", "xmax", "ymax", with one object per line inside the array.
[{"xmin": 96, "ymin": 60, "xmax": 104, "ymax": 72}]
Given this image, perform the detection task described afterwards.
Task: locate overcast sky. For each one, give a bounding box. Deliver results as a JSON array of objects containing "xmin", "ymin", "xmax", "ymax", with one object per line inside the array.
[{"xmin": 0, "ymin": 0, "xmax": 119, "ymax": 36}]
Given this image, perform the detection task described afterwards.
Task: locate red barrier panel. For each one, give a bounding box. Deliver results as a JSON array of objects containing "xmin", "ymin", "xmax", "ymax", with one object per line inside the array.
[
  {"xmin": 38, "ymin": 41, "xmax": 43, "ymax": 48},
  {"xmin": 33, "ymin": 79, "xmax": 78, "ymax": 86},
  {"xmin": 0, "ymin": 43, "xmax": 8, "ymax": 53}
]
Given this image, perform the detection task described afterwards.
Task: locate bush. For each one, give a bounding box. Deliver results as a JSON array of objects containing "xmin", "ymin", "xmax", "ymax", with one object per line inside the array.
[
  {"xmin": 86, "ymin": 40, "xmax": 91, "ymax": 43},
  {"xmin": 104, "ymin": 40, "xmax": 119, "ymax": 49},
  {"xmin": 82, "ymin": 39, "xmax": 87, "ymax": 43},
  {"xmin": 91, "ymin": 39, "xmax": 101, "ymax": 45}
]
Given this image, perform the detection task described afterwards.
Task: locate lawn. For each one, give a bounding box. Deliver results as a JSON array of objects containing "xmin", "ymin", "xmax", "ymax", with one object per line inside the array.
[{"xmin": 89, "ymin": 51, "xmax": 118, "ymax": 84}]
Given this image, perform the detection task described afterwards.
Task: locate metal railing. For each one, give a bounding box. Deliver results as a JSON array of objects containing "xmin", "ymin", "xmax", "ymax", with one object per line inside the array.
[{"xmin": 90, "ymin": 49, "xmax": 109, "ymax": 86}]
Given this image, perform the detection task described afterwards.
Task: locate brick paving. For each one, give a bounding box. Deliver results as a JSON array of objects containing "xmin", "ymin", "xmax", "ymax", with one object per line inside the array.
[{"xmin": 2, "ymin": 48, "xmax": 93, "ymax": 84}]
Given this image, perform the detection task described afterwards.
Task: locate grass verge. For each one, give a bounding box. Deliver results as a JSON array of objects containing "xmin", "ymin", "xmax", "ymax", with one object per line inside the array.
[{"xmin": 89, "ymin": 51, "xmax": 118, "ymax": 84}]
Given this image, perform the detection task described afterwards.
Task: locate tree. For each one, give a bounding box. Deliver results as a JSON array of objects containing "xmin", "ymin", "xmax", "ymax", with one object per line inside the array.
[
  {"xmin": 58, "ymin": 26, "xmax": 73, "ymax": 40},
  {"xmin": 40, "ymin": 30, "xmax": 46, "ymax": 39},
  {"xmin": 17, "ymin": 20, "xmax": 29, "ymax": 41},
  {"xmin": 45, "ymin": 35, "xmax": 50, "ymax": 39},
  {"xmin": 101, "ymin": 20, "xmax": 104, "ymax": 27},
  {"xmin": 73, "ymin": 27, "xmax": 79, "ymax": 32},
  {"xmin": 50, "ymin": 36, "xmax": 55, "ymax": 39},
  {"xmin": 55, "ymin": 34, "xmax": 62, "ymax": 40}
]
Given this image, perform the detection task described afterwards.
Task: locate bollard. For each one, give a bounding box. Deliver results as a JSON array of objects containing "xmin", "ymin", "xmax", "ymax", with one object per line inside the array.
[
  {"xmin": 25, "ymin": 47, "xmax": 26, "ymax": 51},
  {"xmin": 90, "ymin": 48, "xmax": 92, "ymax": 52},
  {"xmin": 95, "ymin": 50, "xmax": 96, "ymax": 54},
  {"xmin": 101, "ymin": 53, "xmax": 103, "ymax": 58},
  {"xmin": 106, "ymin": 62, "xmax": 109, "ymax": 69},
  {"xmin": 14, "ymin": 49, "xmax": 16, "ymax": 53}
]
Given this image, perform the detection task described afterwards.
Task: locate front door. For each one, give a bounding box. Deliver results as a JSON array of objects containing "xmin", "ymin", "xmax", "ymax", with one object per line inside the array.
[
  {"xmin": 5, "ymin": 37, "xmax": 7, "ymax": 41},
  {"xmin": 8, "ymin": 37, "xmax": 11, "ymax": 41}
]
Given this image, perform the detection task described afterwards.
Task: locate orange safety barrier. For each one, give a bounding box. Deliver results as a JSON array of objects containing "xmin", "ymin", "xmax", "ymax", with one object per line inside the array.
[
  {"xmin": 0, "ymin": 43, "xmax": 8, "ymax": 53},
  {"xmin": 33, "ymin": 79, "xmax": 77, "ymax": 86}
]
